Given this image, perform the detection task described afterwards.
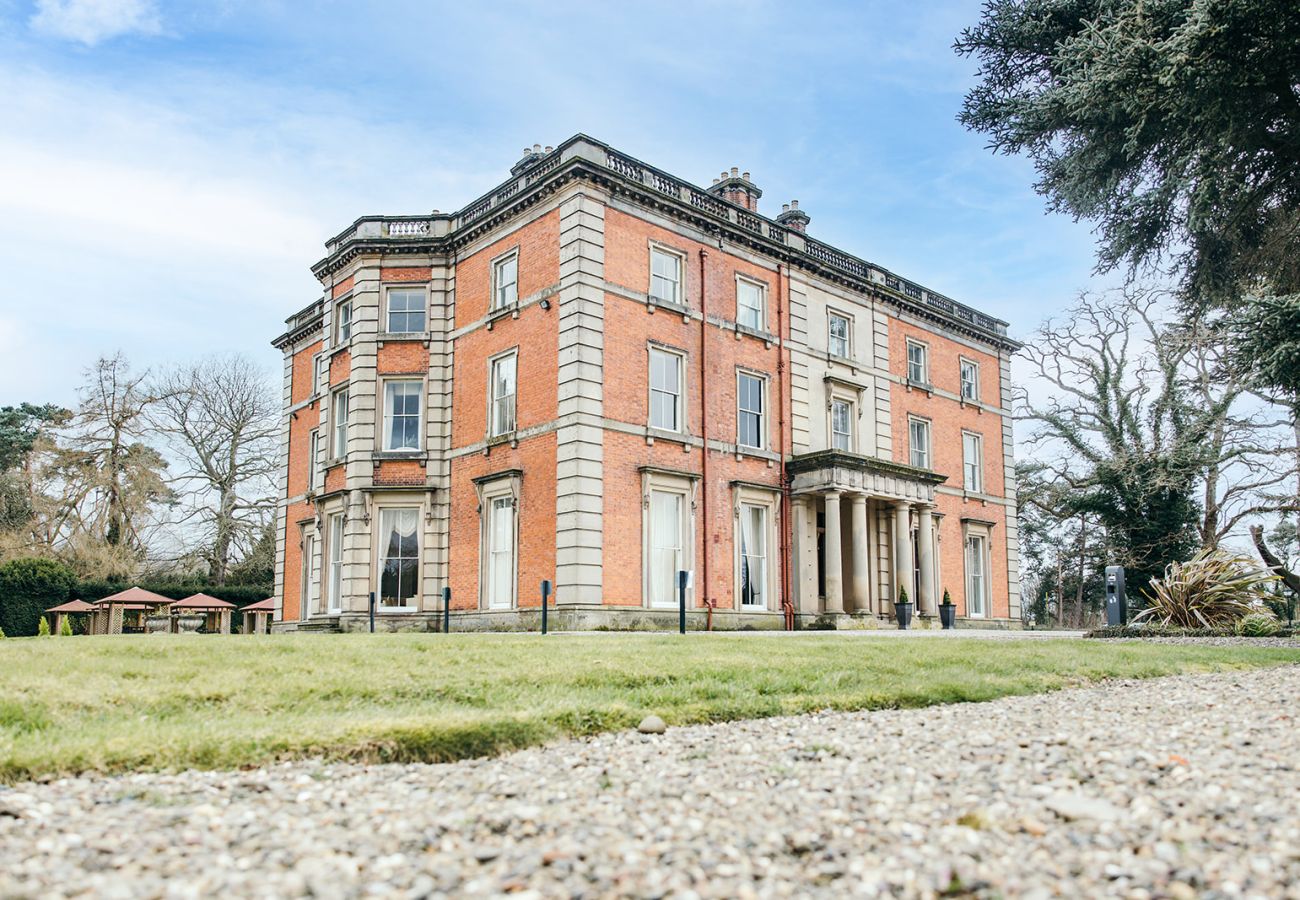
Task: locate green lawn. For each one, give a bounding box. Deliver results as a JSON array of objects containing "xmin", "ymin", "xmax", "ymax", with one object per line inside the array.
[{"xmin": 0, "ymin": 633, "xmax": 1295, "ymax": 783}]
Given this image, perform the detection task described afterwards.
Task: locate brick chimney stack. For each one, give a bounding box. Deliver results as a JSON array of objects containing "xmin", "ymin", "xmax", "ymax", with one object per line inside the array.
[
  {"xmin": 706, "ymin": 166, "xmax": 763, "ymax": 212},
  {"xmin": 776, "ymin": 200, "xmax": 810, "ymax": 233}
]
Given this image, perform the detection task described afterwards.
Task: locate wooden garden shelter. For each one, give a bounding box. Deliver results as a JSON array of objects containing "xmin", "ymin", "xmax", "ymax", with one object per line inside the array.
[
  {"xmin": 171, "ymin": 593, "xmax": 236, "ymax": 634},
  {"xmin": 92, "ymin": 587, "xmax": 174, "ymax": 635},
  {"xmin": 241, "ymin": 597, "xmax": 274, "ymax": 635},
  {"xmin": 44, "ymin": 599, "xmax": 95, "ymax": 635}
]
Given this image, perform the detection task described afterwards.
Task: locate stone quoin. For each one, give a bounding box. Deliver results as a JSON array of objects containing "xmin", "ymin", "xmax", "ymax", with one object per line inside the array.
[{"xmin": 271, "ymin": 135, "xmax": 1022, "ymax": 631}]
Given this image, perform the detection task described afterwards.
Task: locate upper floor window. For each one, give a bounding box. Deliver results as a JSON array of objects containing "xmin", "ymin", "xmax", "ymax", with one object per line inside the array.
[
  {"xmin": 909, "ymin": 416, "xmax": 931, "ymax": 469},
  {"xmin": 650, "ymin": 247, "xmax": 682, "ymax": 305},
  {"xmin": 737, "ymin": 372, "xmax": 766, "ymax": 450},
  {"xmin": 307, "ymin": 429, "xmax": 319, "ymax": 489},
  {"xmin": 828, "ymin": 313, "xmax": 850, "ymax": 358},
  {"xmin": 387, "ymin": 287, "xmax": 426, "ymax": 334},
  {"xmin": 736, "ymin": 279, "xmax": 765, "ymax": 331},
  {"xmin": 906, "ymin": 340, "xmax": 928, "ymax": 385},
  {"xmin": 336, "ymin": 299, "xmax": 352, "ymax": 343},
  {"xmin": 331, "ymin": 388, "xmax": 349, "ymax": 459},
  {"xmin": 383, "ymin": 380, "xmax": 423, "ymax": 451},
  {"xmin": 959, "ymin": 358, "xmax": 980, "ymax": 401},
  {"xmin": 963, "ymin": 431, "xmax": 984, "ymax": 493},
  {"xmin": 493, "ymin": 252, "xmax": 518, "ymax": 311},
  {"xmin": 490, "ymin": 353, "xmax": 517, "ymax": 437},
  {"xmin": 831, "ymin": 399, "xmax": 852, "ymax": 452},
  {"xmin": 649, "ymin": 347, "xmax": 683, "ymax": 432}
]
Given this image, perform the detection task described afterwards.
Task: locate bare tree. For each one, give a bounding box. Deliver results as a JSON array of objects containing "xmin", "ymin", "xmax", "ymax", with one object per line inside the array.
[{"xmin": 151, "ymin": 355, "xmax": 279, "ymax": 584}]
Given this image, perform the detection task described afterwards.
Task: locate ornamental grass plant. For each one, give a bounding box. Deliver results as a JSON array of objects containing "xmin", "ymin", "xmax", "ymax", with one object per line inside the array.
[{"xmin": 1135, "ymin": 550, "xmax": 1277, "ymax": 630}]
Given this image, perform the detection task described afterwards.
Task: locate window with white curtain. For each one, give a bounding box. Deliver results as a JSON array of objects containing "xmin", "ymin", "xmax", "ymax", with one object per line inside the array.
[
  {"xmin": 831, "ymin": 399, "xmax": 852, "ymax": 451},
  {"xmin": 963, "ymin": 431, "xmax": 983, "ymax": 493},
  {"xmin": 736, "ymin": 279, "xmax": 765, "ymax": 330},
  {"xmin": 739, "ymin": 503, "xmax": 767, "ymax": 608},
  {"xmin": 490, "ymin": 353, "xmax": 517, "ymax": 436},
  {"xmin": 828, "ymin": 313, "xmax": 850, "ymax": 358},
  {"xmin": 383, "ymin": 381, "xmax": 422, "ymax": 451},
  {"xmin": 960, "ymin": 358, "xmax": 980, "ymax": 401},
  {"xmin": 650, "ymin": 248, "xmax": 681, "ymax": 305},
  {"xmin": 487, "ymin": 497, "xmax": 516, "ymax": 608},
  {"xmin": 649, "ymin": 489, "xmax": 683, "ymax": 607},
  {"xmin": 649, "ymin": 347, "xmax": 682, "ymax": 431},
  {"xmin": 378, "ymin": 508, "xmax": 419, "ymax": 608}
]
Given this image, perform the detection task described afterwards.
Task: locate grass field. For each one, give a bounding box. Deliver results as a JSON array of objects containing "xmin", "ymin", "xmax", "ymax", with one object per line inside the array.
[{"xmin": 1, "ymin": 633, "xmax": 1296, "ymax": 783}]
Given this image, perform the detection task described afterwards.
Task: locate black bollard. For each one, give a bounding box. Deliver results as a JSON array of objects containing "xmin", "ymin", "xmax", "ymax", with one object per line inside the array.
[
  {"xmin": 368, "ymin": 591, "xmax": 376, "ymax": 633},
  {"xmin": 442, "ymin": 586, "xmax": 451, "ymax": 634},
  {"xmin": 540, "ymin": 579, "xmax": 552, "ymax": 634},
  {"xmin": 678, "ymin": 570, "xmax": 688, "ymax": 635}
]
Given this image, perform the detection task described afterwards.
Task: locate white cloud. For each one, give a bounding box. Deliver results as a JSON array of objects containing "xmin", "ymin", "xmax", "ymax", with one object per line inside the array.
[{"xmin": 30, "ymin": 0, "xmax": 161, "ymax": 46}]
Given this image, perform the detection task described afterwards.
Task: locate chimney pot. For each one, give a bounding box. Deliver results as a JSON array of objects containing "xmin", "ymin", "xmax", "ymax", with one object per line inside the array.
[
  {"xmin": 791, "ymin": 200, "xmax": 799, "ymax": 209},
  {"xmin": 742, "ymin": 171, "xmax": 750, "ymax": 181},
  {"xmin": 782, "ymin": 203, "xmax": 790, "ymax": 212},
  {"xmin": 731, "ymin": 166, "xmax": 739, "ymax": 177},
  {"xmin": 544, "ymin": 146, "xmax": 553, "ymax": 153}
]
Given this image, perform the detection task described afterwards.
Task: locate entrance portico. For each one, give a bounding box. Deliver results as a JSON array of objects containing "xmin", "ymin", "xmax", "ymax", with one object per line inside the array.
[{"xmin": 787, "ymin": 451, "xmax": 947, "ymax": 622}]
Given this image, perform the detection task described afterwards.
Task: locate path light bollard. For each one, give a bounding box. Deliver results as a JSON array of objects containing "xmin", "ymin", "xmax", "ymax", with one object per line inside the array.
[
  {"xmin": 368, "ymin": 591, "xmax": 376, "ymax": 633},
  {"xmin": 442, "ymin": 586, "xmax": 451, "ymax": 634},
  {"xmin": 1105, "ymin": 566, "xmax": 1127, "ymax": 626},
  {"xmin": 540, "ymin": 579, "xmax": 552, "ymax": 635},
  {"xmin": 678, "ymin": 570, "xmax": 688, "ymax": 635}
]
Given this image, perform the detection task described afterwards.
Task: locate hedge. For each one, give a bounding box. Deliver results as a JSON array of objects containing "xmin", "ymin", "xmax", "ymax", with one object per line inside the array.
[
  {"xmin": 0, "ymin": 558, "xmax": 78, "ymax": 637},
  {"xmin": 1086, "ymin": 624, "xmax": 1298, "ymax": 639}
]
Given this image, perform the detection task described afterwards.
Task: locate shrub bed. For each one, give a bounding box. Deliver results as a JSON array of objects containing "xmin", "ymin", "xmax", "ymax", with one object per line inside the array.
[{"xmin": 1087, "ymin": 624, "xmax": 1297, "ymax": 639}]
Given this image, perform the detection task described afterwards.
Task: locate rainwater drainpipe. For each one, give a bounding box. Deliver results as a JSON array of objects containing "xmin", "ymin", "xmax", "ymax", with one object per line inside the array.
[
  {"xmin": 698, "ymin": 248, "xmax": 712, "ymax": 629},
  {"xmin": 777, "ymin": 262, "xmax": 794, "ymax": 631}
]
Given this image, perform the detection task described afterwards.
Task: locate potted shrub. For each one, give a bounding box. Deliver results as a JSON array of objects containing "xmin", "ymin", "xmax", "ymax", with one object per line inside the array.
[
  {"xmin": 939, "ymin": 588, "xmax": 956, "ymax": 630},
  {"xmin": 894, "ymin": 585, "xmax": 913, "ymax": 630}
]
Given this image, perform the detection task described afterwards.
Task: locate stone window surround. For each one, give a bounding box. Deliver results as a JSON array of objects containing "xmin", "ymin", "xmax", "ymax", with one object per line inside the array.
[
  {"xmin": 299, "ymin": 523, "xmax": 318, "ymax": 620},
  {"xmin": 368, "ymin": 490, "xmax": 430, "ymax": 613},
  {"xmin": 382, "ymin": 282, "xmax": 432, "ymax": 338},
  {"xmin": 826, "ymin": 306, "xmax": 854, "ymax": 361},
  {"xmin": 330, "ymin": 385, "xmax": 350, "ymax": 461},
  {"xmin": 379, "ymin": 376, "xmax": 425, "ymax": 454},
  {"xmin": 324, "ymin": 508, "xmax": 345, "ymax": 615},
  {"xmin": 961, "ymin": 516, "xmax": 995, "ymax": 617},
  {"xmin": 334, "ymin": 294, "xmax": 354, "ymax": 346},
  {"xmin": 639, "ymin": 466, "xmax": 698, "ymax": 609},
  {"xmin": 731, "ymin": 481, "xmax": 780, "ymax": 612},
  {"xmin": 474, "ymin": 470, "xmax": 522, "ymax": 611}
]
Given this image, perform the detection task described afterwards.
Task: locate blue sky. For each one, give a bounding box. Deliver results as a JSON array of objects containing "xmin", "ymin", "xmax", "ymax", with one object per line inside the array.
[{"xmin": 0, "ymin": 0, "xmax": 1106, "ymax": 407}]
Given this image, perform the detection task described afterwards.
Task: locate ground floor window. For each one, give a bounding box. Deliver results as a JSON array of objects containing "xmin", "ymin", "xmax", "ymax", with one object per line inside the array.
[
  {"xmin": 327, "ymin": 513, "xmax": 344, "ymax": 613},
  {"xmin": 739, "ymin": 503, "xmax": 768, "ymax": 608},
  {"xmin": 302, "ymin": 530, "xmax": 319, "ymax": 617},
  {"xmin": 649, "ymin": 489, "xmax": 684, "ymax": 607},
  {"xmin": 487, "ymin": 496, "xmax": 516, "ymax": 608},
  {"xmin": 965, "ymin": 533, "xmax": 988, "ymax": 617},
  {"xmin": 379, "ymin": 508, "xmax": 420, "ymax": 608}
]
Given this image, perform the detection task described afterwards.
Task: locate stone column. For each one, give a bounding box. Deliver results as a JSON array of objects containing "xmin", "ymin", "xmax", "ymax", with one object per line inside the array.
[
  {"xmin": 823, "ymin": 491, "xmax": 844, "ymax": 613},
  {"xmin": 893, "ymin": 502, "xmax": 913, "ymax": 606},
  {"xmin": 850, "ymin": 495, "xmax": 871, "ymax": 613},
  {"xmin": 792, "ymin": 497, "xmax": 818, "ymax": 615},
  {"xmin": 917, "ymin": 505, "xmax": 936, "ymax": 615}
]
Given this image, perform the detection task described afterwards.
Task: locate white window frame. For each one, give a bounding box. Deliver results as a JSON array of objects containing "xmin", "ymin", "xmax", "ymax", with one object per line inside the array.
[
  {"xmin": 492, "ymin": 250, "xmax": 519, "ymax": 311},
  {"xmin": 336, "ymin": 298, "xmax": 353, "ymax": 343},
  {"xmin": 476, "ymin": 475, "xmax": 521, "ymax": 610},
  {"xmin": 735, "ymin": 276, "xmax": 766, "ymax": 331},
  {"xmin": 649, "ymin": 245, "xmax": 684, "ymax": 307},
  {"xmin": 385, "ymin": 285, "xmax": 427, "ymax": 335},
  {"xmin": 828, "ymin": 311, "xmax": 851, "ymax": 359},
  {"xmin": 830, "ymin": 398, "xmax": 853, "ymax": 452},
  {"xmin": 959, "ymin": 357, "xmax": 980, "ymax": 402},
  {"xmin": 964, "ymin": 530, "xmax": 990, "ymax": 618},
  {"xmin": 906, "ymin": 339, "xmax": 929, "ymax": 385},
  {"xmin": 962, "ymin": 430, "xmax": 984, "ymax": 493},
  {"xmin": 909, "ymin": 415, "xmax": 931, "ymax": 470},
  {"xmin": 376, "ymin": 506, "xmax": 421, "ymax": 611},
  {"xmin": 306, "ymin": 429, "xmax": 319, "ymax": 492},
  {"xmin": 648, "ymin": 345, "xmax": 685, "ymax": 432},
  {"xmin": 301, "ymin": 528, "xmax": 319, "ymax": 618},
  {"xmin": 736, "ymin": 370, "xmax": 768, "ymax": 451},
  {"xmin": 331, "ymin": 388, "xmax": 349, "ymax": 460},
  {"xmin": 734, "ymin": 485, "xmax": 779, "ymax": 611},
  {"xmin": 382, "ymin": 379, "xmax": 424, "ymax": 452},
  {"xmin": 326, "ymin": 512, "xmax": 344, "ymax": 614},
  {"xmin": 489, "ymin": 350, "xmax": 518, "ymax": 438},
  {"xmin": 641, "ymin": 469, "xmax": 697, "ymax": 609}
]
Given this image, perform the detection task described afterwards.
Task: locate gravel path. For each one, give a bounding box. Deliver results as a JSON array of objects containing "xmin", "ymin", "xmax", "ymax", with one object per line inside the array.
[{"xmin": 3, "ymin": 666, "xmax": 1299, "ymax": 899}]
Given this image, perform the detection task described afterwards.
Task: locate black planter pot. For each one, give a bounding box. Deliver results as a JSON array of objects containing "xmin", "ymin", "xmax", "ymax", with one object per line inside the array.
[
  {"xmin": 939, "ymin": 604, "xmax": 956, "ymax": 630},
  {"xmin": 894, "ymin": 601, "xmax": 914, "ymax": 630}
]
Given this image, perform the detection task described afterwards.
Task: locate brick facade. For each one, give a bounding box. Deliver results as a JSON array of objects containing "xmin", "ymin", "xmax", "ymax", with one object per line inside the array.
[{"xmin": 272, "ymin": 136, "xmax": 1021, "ymax": 631}]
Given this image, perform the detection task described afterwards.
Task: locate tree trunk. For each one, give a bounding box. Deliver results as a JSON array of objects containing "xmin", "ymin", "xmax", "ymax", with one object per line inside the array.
[{"xmin": 1250, "ymin": 525, "xmax": 1300, "ymax": 597}]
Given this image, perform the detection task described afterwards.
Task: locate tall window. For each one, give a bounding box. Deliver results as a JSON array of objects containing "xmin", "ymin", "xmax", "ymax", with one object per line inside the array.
[
  {"xmin": 831, "ymin": 399, "xmax": 852, "ymax": 451},
  {"xmin": 966, "ymin": 534, "xmax": 987, "ymax": 617},
  {"xmin": 331, "ymin": 389, "xmax": 349, "ymax": 459},
  {"xmin": 739, "ymin": 503, "xmax": 767, "ymax": 608},
  {"xmin": 490, "ymin": 353, "xmax": 517, "ymax": 436},
  {"xmin": 493, "ymin": 253, "xmax": 518, "ymax": 310},
  {"xmin": 909, "ymin": 417, "xmax": 931, "ymax": 469},
  {"xmin": 649, "ymin": 347, "xmax": 682, "ymax": 431},
  {"xmin": 487, "ymin": 497, "xmax": 516, "ymax": 608},
  {"xmin": 963, "ymin": 432, "xmax": 984, "ymax": 493},
  {"xmin": 959, "ymin": 359, "xmax": 979, "ymax": 401},
  {"xmin": 650, "ymin": 248, "xmax": 681, "ymax": 305},
  {"xmin": 302, "ymin": 532, "xmax": 318, "ymax": 616},
  {"xmin": 737, "ymin": 372, "xmax": 765, "ymax": 450},
  {"xmin": 386, "ymin": 287, "xmax": 426, "ymax": 334},
  {"xmin": 307, "ymin": 429, "xmax": 319, "ymax": 490},
  {"xmin": 736, "ymin": 279, "xmax": 765, "ymax": 330},
  {"xmin": 336, "ymin": 299, "xmax": 352, "ymax": 343},
  {"xmin": 383, "ymin": 381, "xmax": 422, "ymax": 451},
  {"xmin": 907, "ymin": 340, "xmax": 928, "ymax": 384},
  {"xmin": 828, "ymin": 313, "xmax": 850, "ymax": 358},
  {"xmin": 649, "ymin": 490, "xmax": 683, "ymax": 607},
  {"xmin": 327, "ymin": 513, "xmax": 344, "ymax": 613},
  {"xmin": 379, "ymin": 508, "xmax": 419, "ymax": 608}
]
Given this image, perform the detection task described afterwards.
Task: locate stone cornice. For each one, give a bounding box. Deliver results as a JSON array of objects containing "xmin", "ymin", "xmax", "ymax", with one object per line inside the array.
[{"xmin": 785, "ymin": 450, "xmax": 949, "ymax": 486}]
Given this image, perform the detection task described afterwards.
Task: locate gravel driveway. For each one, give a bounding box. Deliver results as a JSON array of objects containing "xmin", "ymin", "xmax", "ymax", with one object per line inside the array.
[{"xmin": 2, "ymin": 665, "xmax": 1298, "ymax": 898}]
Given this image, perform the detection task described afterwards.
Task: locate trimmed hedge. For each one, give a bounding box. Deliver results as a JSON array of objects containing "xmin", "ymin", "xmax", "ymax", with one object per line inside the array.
[
  {"xmin": 75, "ymin": 581, "xmax": 273, "ymax": 609},
  {"xmin": 1087, "ymin": 624, "xmax": 1298, "ymax": 639},
  {"xmin": 0, "ymin": 558, "xmax": 78, "ymax": 637}
]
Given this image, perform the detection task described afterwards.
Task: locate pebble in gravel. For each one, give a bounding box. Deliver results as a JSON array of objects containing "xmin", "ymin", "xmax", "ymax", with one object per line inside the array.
[{"xmin": 2, "ymin": 664, "xmax": 1299, "ymax": 898}]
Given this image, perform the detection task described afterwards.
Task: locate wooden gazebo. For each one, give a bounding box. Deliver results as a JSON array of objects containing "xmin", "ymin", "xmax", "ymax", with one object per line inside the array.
[
  {"xmin": 241, "ymin": 597, "xmax": 275, "ymax": 635},
  {"xmin": 92, "ymin": 587, "xmax": 174, "ymax": 635},
  {"xmin": 170, "ymin": 593, "xmax": 236, "ymax": 634},
  {"xmin": 45, "ymin": 599, "xmax": 95, "ymax": 635}
]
